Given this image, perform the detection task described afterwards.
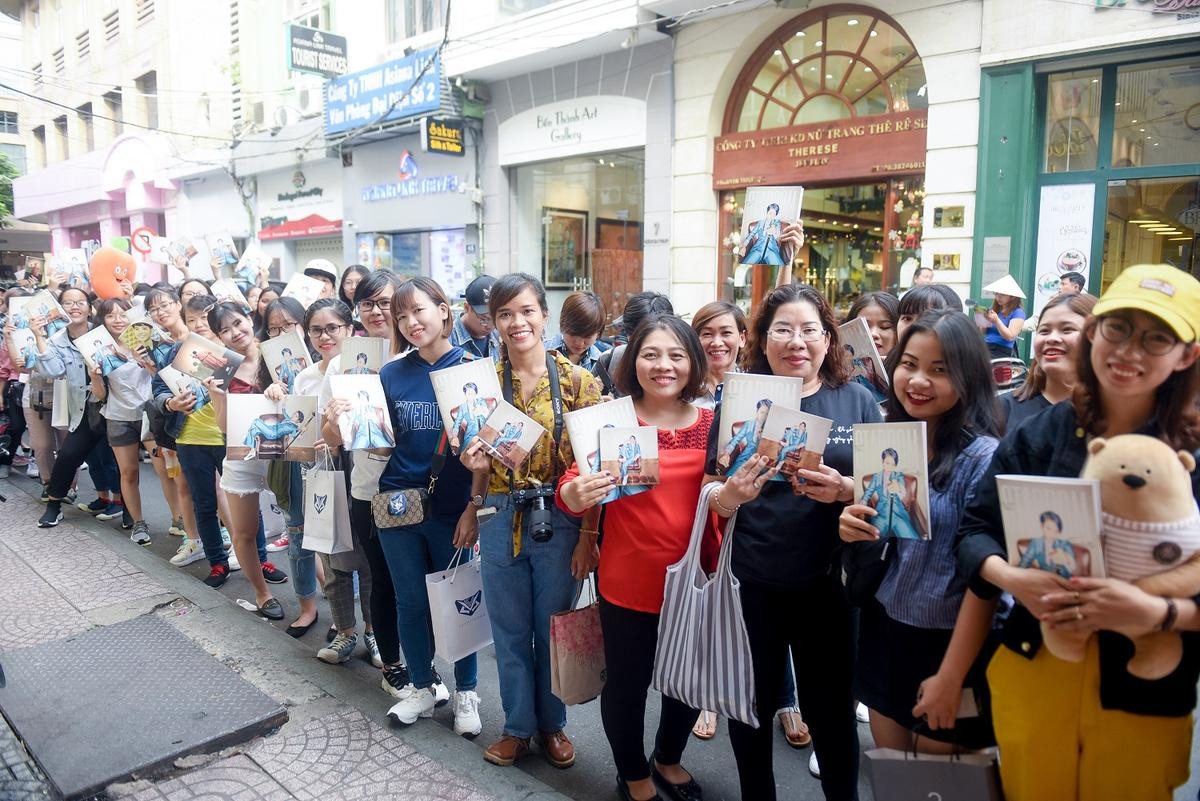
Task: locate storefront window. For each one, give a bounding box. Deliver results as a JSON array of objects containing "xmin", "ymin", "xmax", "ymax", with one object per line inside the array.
[
  {"xmin": 512, "ymin": 150, "xmax": 644, "ymax": 291},
  {"xmin": 354, "ymin": 229, "xmax": 468, "ymax": 296},
  {"xmin": 1112, "ymin": 59, "xmax": 1200, "ymax": 169},
  {"xmin": 1103, "ymin": 176, "xmax": 1199, "ymax": 292},
  {"xmin": 718, "ymin": 177, "xmax": 925, "ymax": 316},
  {"xmin": 1043, "ymin": 70, "xmax": 1102, "ymax": 173}
]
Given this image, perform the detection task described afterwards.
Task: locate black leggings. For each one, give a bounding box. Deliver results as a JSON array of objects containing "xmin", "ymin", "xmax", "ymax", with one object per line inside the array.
[
  {"xmin": 729, "ymin": 575, "xmax": 860, "ymax": 801},
  {"xmin": 352, "ymin": 497, "xmax": 400, "ymax": 666},
  {"xmin": 1, "ymin": 381, "xmax": 27, "ymax": 467},
  {"xmin": 47, "ymin": 408, "xmax": 107, "ymax": 500},
  {"xmin": 599, "ymin": 595, "xmax": 699, "ymax": 782}
]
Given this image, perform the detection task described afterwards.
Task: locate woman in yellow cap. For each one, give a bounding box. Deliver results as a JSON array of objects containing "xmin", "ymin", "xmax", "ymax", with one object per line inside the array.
[{"xmin": 956, "ymin": 263, "xmax": 1200, "ymax": 800}]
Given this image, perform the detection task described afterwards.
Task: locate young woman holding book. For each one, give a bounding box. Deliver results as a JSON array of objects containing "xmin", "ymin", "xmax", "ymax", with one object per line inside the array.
[
  {"xmin": 459, "ymin": 272, "xmax": 601, "ymax": 770},
  {"xmin": 839, "ymin": 309, "xmax": 1000, "ymax": 753},
  {"xmin": 703, "ymin": 283, "xmax": 882, "ymax": 801},
  {"xmin": 955, "ymin": 264, "xmax": 1200, "ymax": 800},
  {"xmin": 1000, "ymin": 291, "xmax": 1096, "ymax": 431},
  {"xmin": 558, "ymin": 314, "xmax": 714, "ymax": 801},
  {"xmin": 373, "ymin": 277, "xmax": 482, "ymax": 738},
  {"xmin": 844, "ymin": 291, "xmax": 899, "ymax": 361}
]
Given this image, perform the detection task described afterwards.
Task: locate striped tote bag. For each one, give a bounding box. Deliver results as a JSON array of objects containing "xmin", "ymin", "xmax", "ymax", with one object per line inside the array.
[{"xmin": 652, "ymin": 480, "xmax": 758, "ymax": 728}]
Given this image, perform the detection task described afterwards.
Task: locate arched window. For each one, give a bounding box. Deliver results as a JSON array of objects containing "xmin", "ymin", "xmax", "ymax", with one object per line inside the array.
[{"xmin": 724, "ymin": 6, "xmax": 928, "ymax": 134}]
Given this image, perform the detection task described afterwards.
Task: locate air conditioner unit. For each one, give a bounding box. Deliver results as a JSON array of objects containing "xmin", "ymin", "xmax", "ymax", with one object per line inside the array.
[
  {"xmin": 251, "ymin": 101, "xmax": 266, "ymax": 125},
  {"xmin": 273, "ymin": 106, "xmax": 299, "ymax": 128},
  {"xmin": 298, "ymin": 87, "xmax": 322, "ymax": 116}
]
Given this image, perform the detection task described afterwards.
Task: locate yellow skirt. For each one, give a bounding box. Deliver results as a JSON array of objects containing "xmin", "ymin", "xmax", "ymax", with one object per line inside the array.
[{"xmin": 987, "ymin": 637, "xmax": 1192, "ymax": 801}]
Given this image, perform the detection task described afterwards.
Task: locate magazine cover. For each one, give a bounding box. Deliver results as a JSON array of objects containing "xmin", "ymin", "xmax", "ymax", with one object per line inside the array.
[
  {"xmin": 10, "ymin": 290, "xmax": 70, "ymax": 337},
  {"xmin": 281, "ymin": 273, "xmax": 325, "ymax": 310},
  {"xmin": 119, "ymin": 306, "xmax": 173, "ymax": 361},
  {"xmin": 477, "ymin": 400, "xmax": 546, "ymax": 473},
  {"xmin": 853, "ymin": 421, "xmax": 931, "ymax": 540},
  {"xmin": 753, "ymin": 404, "xmax": 834, "ymax": 478},
  {"xmin": 211, "ymin": 278, "xmax": 250, "ymax": 309},
  {"xmin": 226, "ymin": 394, "xmax": 319, "ymax": 462},
  {"xmin": 206, "ymin": 233, "xmax": 240, "ymax": 271},
  {"xmin": 327, "ymin": 374, "xmax": 395, "ymax": 450},
  {"xmin": 260, "ymin": 330, "xmax": 311, "ymax": 393},
  {"xmin": 159, "ymin": 366, "xmax": 213, "ymax": 414},
  {"xmin": 600, "ymin": 426, "xmax": 659, "ymax": 487},
  {"xmin": 234, "ymin": 245, "xmax": 272, "ymax": 286},
  {"xmin": 839, "ymin": 316, "xmax": 889, "ymax": 404},
  {"xmin": 169, "ymin": 332, "xmax": 244, "ymax": 386},
  {"xmin": 163, "ymin": 236, "xmax": 215, "ymax": 282},
  {"xmin": 8, "ymin": 327, "xmax": 38, "ymax": 370},
  {"xmin": 338, "ymin": 337, "xmax": 390, "ymax": 375},
  {"xmin": 22, "ymin": 255, "xmax": 44, "ymax": 285},
  {"xmin": 739, "ymin": 186, "xmax": 804, "ymax": 267},
  {"xmin": 564, "ymin": 395, "xmax": 641, "ymax": 503},
  {"xmin": 715, "ymin": 372, "xmax": 804, "ymax": 477},
  {"xmin": 431, "ymin": 357, "xmax": 502, "ymax": 452},
  {"xmin": 996, "ymin": 475, "xmax": 1105, "ymax": 578},
  {"xmin": 53, "ymin": 249, "xmax": 91, "ymax": 288},
  {"xmin": 75, "ymin": 326, "xmax": 130, "ymax": 376}
]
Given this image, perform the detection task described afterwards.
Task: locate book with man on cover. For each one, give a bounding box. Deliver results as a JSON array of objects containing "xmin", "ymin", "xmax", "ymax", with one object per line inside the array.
[
  {"xmin": 853, "ymin": 421, "xmax": 931, "ymax": 540},
  {"xmin": 600, "ymin": 426, "xmax": 659, "ymax": 487},
  {"xmin": 477, "ymin": 400, "xmax": 546, "ymax": 473},
  {"xmin": 996, "ymin": 475, "xmax": 1105, "ymax": 579},
  {"xmin": 715, "ymin": 372, "xmax": 804, "ymax": 480},
  {"xmin": 431, "ymin": 357, "xmax": 502, "ymax": 453},
  {"xmin": 839, "ymin": 316, "xmax": 889, "ymax": 405},
  {"xmin": 753, "ymin": 403, "xmax": 834, "ymax": 481},
  {"xmin": 564, "ymin": 395, "xmax": 644, "ymax": 503}
]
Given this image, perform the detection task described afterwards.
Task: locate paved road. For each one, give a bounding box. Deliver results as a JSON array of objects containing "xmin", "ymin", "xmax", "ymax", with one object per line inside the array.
[{"xmin": 12, "ymin": 463, "xmax": 1200, "ymax": 800}]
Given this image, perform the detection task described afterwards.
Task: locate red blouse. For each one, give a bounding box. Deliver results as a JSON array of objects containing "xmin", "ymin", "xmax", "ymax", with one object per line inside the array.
[{"xmin": 557, "ymin": 406, "xmax": 720, "ymax": 614}]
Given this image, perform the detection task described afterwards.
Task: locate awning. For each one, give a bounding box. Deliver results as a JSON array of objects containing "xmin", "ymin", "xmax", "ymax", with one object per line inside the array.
[{"xmin": 258, "ymin": 213, "xmax": 343, "ymax": 241}]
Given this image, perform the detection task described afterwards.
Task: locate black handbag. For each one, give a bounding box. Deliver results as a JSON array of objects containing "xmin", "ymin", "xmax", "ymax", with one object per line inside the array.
[{"xmin": 835, "ymin": 537, "xmax": 895, "ymax": 606}]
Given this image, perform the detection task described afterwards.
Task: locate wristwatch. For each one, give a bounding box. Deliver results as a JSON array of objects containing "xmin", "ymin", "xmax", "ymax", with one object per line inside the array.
[{"xmin": 470, "ymin": 494, "xmax": 485, "ymax": 507}]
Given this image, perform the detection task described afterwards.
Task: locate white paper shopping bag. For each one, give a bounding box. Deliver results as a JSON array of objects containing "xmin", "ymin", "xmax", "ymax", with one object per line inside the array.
[
  {"xmin": 426, "ymin": 551, "xmax": 493, "ymax": 664},
  {"xmin": 303, "ymin": 469, "xmax": 352, "ymax": 554}
]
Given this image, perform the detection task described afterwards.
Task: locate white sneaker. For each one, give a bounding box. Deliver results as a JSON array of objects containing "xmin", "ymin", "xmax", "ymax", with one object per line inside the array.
[
  {"xmin": 386, "ymin": 686, "xmax": 436, "ymax": 725},
  {"xmin": 26, "ymin": 462, "xmax": 39, "ymax": 479},
  {"xmin": 452, "ymin": 690, "xmax": 482, "ymax": 738},
  {"xmin": 430, "ymin": 671, "xmax": 451, "ymax": 707},
  {"xmin": 856, "ymin": 702, "xmax": 870, "ymax": 724},
  {"xmin": 170, "ymin": 538, "xmax": 206, "ymax": 566},
  {"xmin": 227, "ymin": 548, "xmax": 241, "ymax": 571},
  {"xmin": 808, "ymin": 751, "xmax": 820, "ymax": 779}
]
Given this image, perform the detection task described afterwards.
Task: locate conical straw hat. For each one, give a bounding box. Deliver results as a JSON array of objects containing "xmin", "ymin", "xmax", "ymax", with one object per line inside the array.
[{"xmin": 982, "ymin": 274, "xmax": 1026, "ymax": 299}]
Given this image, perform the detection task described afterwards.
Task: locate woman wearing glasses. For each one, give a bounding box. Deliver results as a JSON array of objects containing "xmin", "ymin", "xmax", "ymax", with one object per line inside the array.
[
  {"xmin": 956, "ymin": 265, "xmax": 1200, "ymax": 801},
  {"xmin": 704, "ymin": 283, "xmax": 882, "ymax": 801},
  {"xmin": 317, "ymin": 272, "xmax": 405, "ymax": 682}
]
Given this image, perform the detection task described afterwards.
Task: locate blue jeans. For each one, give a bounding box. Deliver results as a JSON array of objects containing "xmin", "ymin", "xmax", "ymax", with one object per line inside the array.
[
  {"xmin": 285, "ymin": 462, "xmax": 317, "ymax": 599},
  {"xmin": 477, "ymin": 493, "xmax": 580, "ymax": 738},
  {"xmin": 84, "ymin": 438, "xmax": 120, "ymax": 495},
  {"xmin": 379, "ymin": 514, "xmax": 478, "ymax": 692},
  {"xmin": 176, "ymin": 443, "xmax": 267, "ymax": 568}
]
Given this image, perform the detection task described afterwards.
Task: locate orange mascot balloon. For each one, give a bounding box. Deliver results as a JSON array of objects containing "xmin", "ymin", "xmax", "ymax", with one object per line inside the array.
[{"xmin": 89, "ymin": 247, "xmax": 136, "ymax": 299}]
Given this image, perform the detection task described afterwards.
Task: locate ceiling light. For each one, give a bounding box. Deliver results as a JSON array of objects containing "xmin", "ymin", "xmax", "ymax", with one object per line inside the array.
[
  {"xmin": 847, "ymin": 18, "xmax": 859, "ymax": 25},
  {"xmin": 795, "ymin": 31, "xmax": 805, "ymax": 37},
  {"xmin": 1115, "ymin": 101, "xmax": 1121, "ymax": 106},
  {"xmin": 774, "ymin": 49, "xmax": 782, "ymax": 55},
  {"xmin": 815, "ymin": 40, "xmax": 823, "ymax": 46},
  {"xmin": 1131, "ymin": 118, "xmax": 1138, "ymax": 123},
  {"xmin": 826, "ymin": 74, "xmax": 833, "ymax": 79},
  {"xmin": 1128, "ymin": 219, "xmax": 1158, "ymax": 223},
  {"xmin": 1091, "ymin": 78, "xmax": 1098, "ymax": 84},
  {"xmin": 792, "ymin": 58, "xmax": 800, "ymax": 64},
  {"xmin": 1154, "ymin": 230, "xmax": 1181, "ymax": 236},
  {"xmin": 869, "ymin": 30, "xmax": 877, "ymax": 37},
  {"xmin": 1167, "ymin": 236, "xmax": 1192, "ymax": 241},
  {"xmin": 1139, "ymin": 128, "xmax": 1145, "ymax": 132}
]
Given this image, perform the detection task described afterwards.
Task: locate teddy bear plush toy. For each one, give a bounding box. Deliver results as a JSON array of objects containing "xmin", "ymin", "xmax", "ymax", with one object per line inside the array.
[{"xmin": 1043, "ymin": 435, "xmax": 1200, "ymax": 679}]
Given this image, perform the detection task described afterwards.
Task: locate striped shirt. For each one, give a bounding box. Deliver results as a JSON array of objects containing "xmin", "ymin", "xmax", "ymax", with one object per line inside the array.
[{"xmin": 876, "ymin": 435, "xmax": 999, "ymax": 629}]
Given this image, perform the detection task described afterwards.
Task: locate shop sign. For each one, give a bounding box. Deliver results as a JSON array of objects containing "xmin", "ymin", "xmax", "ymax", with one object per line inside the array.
[
  {"xmin": 1095, "ymin": 0, "xmax": 1200, "ymax": 17},
  {"xmin": 1032, "ymin": 183, "xmax": 1095, "ymax": 316},
  {"xmin": 421, "ymin": 117, "xmax": 465, "ymax": 157},
  {"xmin": 287, "ymin": 25, "xmax": 348, "ymax": 78},
  {"xmin": 360, "ymin": 150, "xmax": 463, "ymax": 203},
  {"xmin": 497, "ymin": 96, "xmax": 646, "ymax": 166},
  {"xmin": 711, "ymin": 110, "xmax": 928, "ymax": 190},
  {"xmin": 324, "ymin": 48, "xmax": 441, "ymax": 136},
  {"xmin": 257, "ymin": 162, "xmax": 343, "ymax": 240}
]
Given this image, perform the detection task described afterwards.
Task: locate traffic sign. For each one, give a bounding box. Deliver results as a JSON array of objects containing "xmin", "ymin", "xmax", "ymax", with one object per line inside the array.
[{"xmin": 131, "ymin": 227, "xmax": 155, "ymax": 255}]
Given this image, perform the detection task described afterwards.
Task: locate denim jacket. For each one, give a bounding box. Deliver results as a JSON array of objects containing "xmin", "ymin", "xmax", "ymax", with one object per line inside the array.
[
  {"xmin": 150, "ymin": 342, "xmax": 186, "ymax": 439},
  {"xmin": 450, "ymin": 315, "xmax": 501, "ymax": 363},
  {"xmin": 34, "ymin": 328, "xmax": 88, "ymax": 432}
]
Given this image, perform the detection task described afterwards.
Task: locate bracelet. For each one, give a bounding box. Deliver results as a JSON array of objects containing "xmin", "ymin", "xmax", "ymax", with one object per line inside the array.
[
  {"xmin": 713, "ymin": 488, "xmax": 740, "ymax": 517},
  {"xmin": 1159, "ymin": 597, "xmax": 1178, "ymax": 633}
]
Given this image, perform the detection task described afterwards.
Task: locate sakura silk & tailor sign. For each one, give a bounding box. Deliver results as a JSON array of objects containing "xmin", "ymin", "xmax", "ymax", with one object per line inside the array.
[{"xmin": 711, "ymin": 110, "xmax": 928, "ymax": 190}]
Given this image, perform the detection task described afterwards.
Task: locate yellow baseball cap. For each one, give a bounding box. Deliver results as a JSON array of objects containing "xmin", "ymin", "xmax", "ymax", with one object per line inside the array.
[{"xmin": 1093, "ymin": 264, "xmax": 1200, "ymax": 343}]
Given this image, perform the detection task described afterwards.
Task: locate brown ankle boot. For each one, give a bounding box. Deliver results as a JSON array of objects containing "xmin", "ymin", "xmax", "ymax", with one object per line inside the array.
[
  {"xmin": 483, "ymin": 735, "xmax": 530, "ymax": 766},
  {"xmin": 538, "ymin": 729, "xmax": 575, "ymax": 768}
]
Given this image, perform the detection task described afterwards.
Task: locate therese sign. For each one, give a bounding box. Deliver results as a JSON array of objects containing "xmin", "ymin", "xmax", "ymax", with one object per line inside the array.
[
  {"xmin": 712, "ymin": 110, "xmax": 928, "ymax": 189},
  {"xmin": 498, "ymin": 96, "xmax": 646, "ymax": 166}
]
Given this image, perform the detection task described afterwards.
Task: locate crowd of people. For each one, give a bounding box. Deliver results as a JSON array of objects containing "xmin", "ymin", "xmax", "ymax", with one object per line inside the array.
[{"xmin": 0, "ymin": 254, "xmax": 1197, "ymax": 801}]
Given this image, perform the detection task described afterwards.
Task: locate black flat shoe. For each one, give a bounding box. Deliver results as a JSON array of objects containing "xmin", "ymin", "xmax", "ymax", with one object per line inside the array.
[
  {"xmin": 258, "ymin": 598, "xmax": 285, "ymax": 621},
  {"xmin": 285, "ymin": 611, "xmax": 319, "ymax": 638},
  {"xmin": 650, "ymin": 762, "xmax": 702, "ymax": 801},
  {"xmin": 616, "ymin": 777, "xmax": 661, "ymax": 801}
]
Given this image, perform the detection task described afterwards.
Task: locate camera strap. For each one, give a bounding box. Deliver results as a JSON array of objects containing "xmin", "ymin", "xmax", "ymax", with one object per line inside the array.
[{"xmin": 503, "ymin": 352, "xmax": 563, "ymax": 495}]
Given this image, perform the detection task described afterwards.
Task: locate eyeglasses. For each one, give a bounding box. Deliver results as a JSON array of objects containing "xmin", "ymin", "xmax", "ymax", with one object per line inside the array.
[
  {"xmin": 307, "ymin": 323, "xmax": 349, "ymax": 340},
  {"xmin": 146, "ymin": 304, "xmax": 175, "ymax": 316},
  {"xmin": 767, "ymin": 325, "xmax": 826, "ymax": 343},
  {"xmin": 267, "ymin": 321, "xmax": 298, "ymax": 337},
  {"xmin": 357, "ymin": 298, "xmax": 392, "ymax": 313},
  {"xmin": 1097, "ymin": 316, "xmax": 1180, "ymax": 356},
  {"xmin": 61, "ymin": 299, "xmax": 89, "ymax": 309}
]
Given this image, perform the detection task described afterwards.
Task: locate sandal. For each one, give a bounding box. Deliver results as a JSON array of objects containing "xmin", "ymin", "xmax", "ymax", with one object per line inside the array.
[
  {"xmin": 777, "ymin": 707, "xmax": 811, "ymax": 748},
  {"xmin": 691, "ymin": 710, "xmax": 717, "ymax": 740}
]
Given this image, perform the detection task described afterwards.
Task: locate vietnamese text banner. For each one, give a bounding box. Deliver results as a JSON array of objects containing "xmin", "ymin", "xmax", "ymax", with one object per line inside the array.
[{"xmin": 324, "ymin": 49, "xmax": 441, "ymax": 136}]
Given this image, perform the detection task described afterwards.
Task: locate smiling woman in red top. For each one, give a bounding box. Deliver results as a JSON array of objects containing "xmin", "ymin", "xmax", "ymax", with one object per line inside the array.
[{"xmin": 558, "ymin": 313, "xmax": 717, "ymax": 801}]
